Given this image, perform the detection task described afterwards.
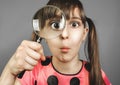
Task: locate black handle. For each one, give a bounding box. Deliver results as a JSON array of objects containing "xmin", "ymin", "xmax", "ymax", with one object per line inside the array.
[{"xmin": 17, "ymin": 70, "xmax": 25, "ymax": 78}]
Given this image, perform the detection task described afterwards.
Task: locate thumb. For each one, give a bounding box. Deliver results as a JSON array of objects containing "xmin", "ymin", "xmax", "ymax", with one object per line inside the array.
[{"xmin": 37, "ymin": 46, "xmax": 46, "ymax": 61}]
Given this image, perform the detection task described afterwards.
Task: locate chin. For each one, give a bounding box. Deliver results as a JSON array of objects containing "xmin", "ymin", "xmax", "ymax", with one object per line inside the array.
[{"xmin": 58, "ymin": 56, "xmax": 73, "ymax": 63}]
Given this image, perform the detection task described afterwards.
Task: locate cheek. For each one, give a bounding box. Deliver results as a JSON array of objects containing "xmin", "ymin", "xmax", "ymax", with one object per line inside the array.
[
  {"xmin": 70, "ymin": 31, "xmax": 84, "ymax": 55},
  {"xmin": 70, "ymin": 30, "xmax": 84, "ymax": 45},
  {"xmin": 46, "ymin": 39, "xmax": 59, "ymax": 54}
]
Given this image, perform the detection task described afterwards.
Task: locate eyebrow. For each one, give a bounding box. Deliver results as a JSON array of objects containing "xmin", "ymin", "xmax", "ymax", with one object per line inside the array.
[
  {"xmin": 71, "ymin": 17, "xmax": 81, "ymax": 19},
  {"xmin": 70, "ymin": 17, "xmax": 82, "ymax": 20}
]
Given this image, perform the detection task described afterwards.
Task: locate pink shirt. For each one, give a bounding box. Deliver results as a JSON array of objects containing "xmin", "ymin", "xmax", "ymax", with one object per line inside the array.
[{"xmin": 19, "ymin": 58, "xmax": 111, "ymax": 85}]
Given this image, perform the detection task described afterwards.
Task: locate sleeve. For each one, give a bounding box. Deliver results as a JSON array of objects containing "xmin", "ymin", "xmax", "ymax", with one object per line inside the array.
[{"xmin": 101, "ymin": 70, "xmax": 112, "ymax": 85}]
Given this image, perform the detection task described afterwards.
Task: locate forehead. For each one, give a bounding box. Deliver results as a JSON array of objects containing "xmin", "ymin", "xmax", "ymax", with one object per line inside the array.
[
  {"xmin": 64, "ymin": 7, "xmax": 81, "ymax": 20},
  {"xmin": 70, "ymin": 8, "xmax": 80, "ymax": 18}
]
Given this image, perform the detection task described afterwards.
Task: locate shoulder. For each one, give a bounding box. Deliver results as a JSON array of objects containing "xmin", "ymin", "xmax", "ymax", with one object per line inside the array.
[
  {"xmin": 81, "ymin": 60, "xmax": 91, "ymax": 72},
  {"xmin": 82, "ymin": 60, "xmax": 111, "ymax": 85}
]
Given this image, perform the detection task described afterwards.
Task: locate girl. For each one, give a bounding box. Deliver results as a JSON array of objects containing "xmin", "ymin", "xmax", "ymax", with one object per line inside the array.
[{"xmin": 0, "ymin": 0, "xmax": 111, "ymax": 85}]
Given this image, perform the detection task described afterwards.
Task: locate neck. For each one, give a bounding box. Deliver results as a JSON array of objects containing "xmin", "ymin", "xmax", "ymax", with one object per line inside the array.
[{"xmin": 52, "ymin": 55, "xmax": 82, "ymax": 75}]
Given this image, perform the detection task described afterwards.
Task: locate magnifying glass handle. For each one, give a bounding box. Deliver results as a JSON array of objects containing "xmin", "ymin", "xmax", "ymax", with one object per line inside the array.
[{"xmin": 17, "ymin": 70, "xmax": 25, "ymax": 78}]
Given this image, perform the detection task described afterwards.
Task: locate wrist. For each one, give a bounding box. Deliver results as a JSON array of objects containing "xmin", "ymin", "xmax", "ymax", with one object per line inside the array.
[{"xmin": 0, "ymin": 66, "xmax": 16, "ymax": 85}]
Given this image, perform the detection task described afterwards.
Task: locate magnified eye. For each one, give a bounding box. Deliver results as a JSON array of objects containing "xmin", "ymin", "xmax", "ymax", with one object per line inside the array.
[{"xmin": 50, "ymin": 21, "xmax": 62, "ymax": 30}]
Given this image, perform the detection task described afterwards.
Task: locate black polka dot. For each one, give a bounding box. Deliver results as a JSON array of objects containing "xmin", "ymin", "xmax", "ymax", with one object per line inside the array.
[
  {"xmin": 41, "ymin": 57, "xmax": 51, "ymax": 66},
  {"xmin": 47, "ymin": 75, "xmax": 58, "ymax": 85},
  {"xmin": 70, "ymin": 77, "xmax": 80, "ymax": 85},
  {"xmin": 85, "ymin": 63, "xmax": 91, "ymax": 72}
]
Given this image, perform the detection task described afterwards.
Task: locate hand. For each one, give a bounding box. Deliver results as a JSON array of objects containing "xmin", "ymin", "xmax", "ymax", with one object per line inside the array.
[{"xmin": 7, "ymin": 40, "xmax": 46, "ymax": 76}]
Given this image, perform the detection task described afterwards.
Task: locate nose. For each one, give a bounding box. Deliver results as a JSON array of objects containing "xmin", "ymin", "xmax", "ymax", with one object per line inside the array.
[{"xmin": 60, "ymin": 25, "xmax": 69, "ymax": 39}]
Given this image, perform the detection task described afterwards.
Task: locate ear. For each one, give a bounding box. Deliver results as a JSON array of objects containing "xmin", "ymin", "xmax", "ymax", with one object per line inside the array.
[{"xmin": 82, "ymin": 27, "xmax": 89, "ymax": 41}]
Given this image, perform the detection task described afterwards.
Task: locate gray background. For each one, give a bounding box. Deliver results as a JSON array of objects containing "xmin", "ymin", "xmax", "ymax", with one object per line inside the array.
[{"xmin": 0, "ymin": 0, "xmax": 120, "ymax": 84}]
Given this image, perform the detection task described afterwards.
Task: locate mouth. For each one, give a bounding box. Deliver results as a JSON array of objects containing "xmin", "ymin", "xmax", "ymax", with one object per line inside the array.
[{"xmin": 60, "ymin": 47, "xmax": 70, "ymax": 53}]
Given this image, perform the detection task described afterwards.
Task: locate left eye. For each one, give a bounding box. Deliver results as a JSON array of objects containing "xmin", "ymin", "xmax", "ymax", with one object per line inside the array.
[
  {"xmin": 51, "ymin": 22, "xmax": 60, "ymax": 29},
  {"xmin": 71, "ymin": 22, "xmax": 79, "ymax": 28}
]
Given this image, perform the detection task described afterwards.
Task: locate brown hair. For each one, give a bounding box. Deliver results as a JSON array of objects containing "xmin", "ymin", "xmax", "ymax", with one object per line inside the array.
[
  {"xmin": 85, "ymin": 17, "xmax": 105, "ymax": 85},
  {"xmin": 32, "ymin": 0, "xmax": 106, "ymax": 85}
]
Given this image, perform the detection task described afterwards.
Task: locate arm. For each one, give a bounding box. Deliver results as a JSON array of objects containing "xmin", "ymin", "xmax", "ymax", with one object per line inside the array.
[
  {"xmin": 0, "ymin": 69, "xmax": 21, "ymax": 85},
  {"xmin": 0, "ymin": 63, "xmax": 16, "ymax": 85},
  {"xmin": 14, "ymin": 79, "xmax": 21, "ymax": 85}
]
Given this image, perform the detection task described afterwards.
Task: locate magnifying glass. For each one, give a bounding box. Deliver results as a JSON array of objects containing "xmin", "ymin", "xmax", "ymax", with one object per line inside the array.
[
  {"xmin": 33, "ymin": 5, "xmax": 66, "ymax": 42},
  {"xmin": 18, "ymin": 5, "xmax": 66, "ymax": 78}
]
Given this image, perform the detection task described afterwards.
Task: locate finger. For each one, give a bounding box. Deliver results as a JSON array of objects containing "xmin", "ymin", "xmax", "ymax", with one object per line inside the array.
[
  {"xmin": 21, "ymin": 40, "xmax": 46, "ymax": 61},
  {"xmin": 25, "ymin": 41, "xmax": 46, "ymax": 61},
  {"xmin": 24, "ymin": 63, "xmax": 35, "ymax": 71},
  {"xmin": 36, "ymin": 46, "xmax": 46, "ymax": 61},
  {"xmin": 25, "ymin": 47, "xmax": 41, "ymax": 60},
  {"xmin": 21, "ymin": 40, "xmax": 41, "ymax": 51},
  {"xmin": 41, "ymin": 55, "xmax": 46, "ymax": 61},
  {"xmin": 24, "ymin": 56, "xmax": 38, "ymax": 66}
]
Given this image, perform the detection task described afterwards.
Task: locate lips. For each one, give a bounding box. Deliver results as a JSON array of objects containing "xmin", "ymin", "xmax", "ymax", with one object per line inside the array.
[{"xmin": 60, "ymin": 47, "xmax": 70, "ymax": 53}]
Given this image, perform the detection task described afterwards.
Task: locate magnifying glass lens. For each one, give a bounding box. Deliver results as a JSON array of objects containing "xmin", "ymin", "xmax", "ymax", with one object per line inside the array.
[{"xmin": 33, "ymin": 5, "xmax": 66, "ymax": 39}]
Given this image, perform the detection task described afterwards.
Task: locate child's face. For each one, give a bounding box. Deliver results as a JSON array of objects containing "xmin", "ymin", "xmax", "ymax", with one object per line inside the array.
[{"xmin": 46, "ymin": 8, "xmax": 88, "ymax": 62}]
